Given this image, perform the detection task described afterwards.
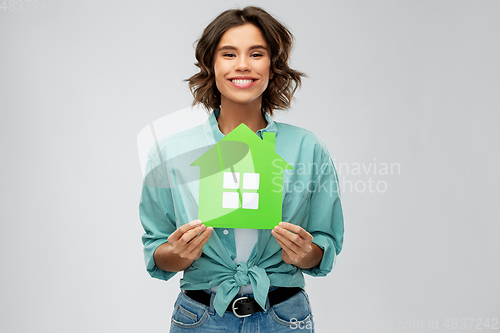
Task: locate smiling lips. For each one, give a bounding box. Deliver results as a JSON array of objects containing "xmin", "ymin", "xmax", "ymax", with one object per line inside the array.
[{"xmin": 228, "ymin": 77, "xmax": 257, "ymax": 89}]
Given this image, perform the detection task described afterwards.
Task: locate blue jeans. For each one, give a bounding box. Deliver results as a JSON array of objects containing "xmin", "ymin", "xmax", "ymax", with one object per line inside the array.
[{"xmin": 169, "ymin": 288, "xmax": 314, "ymax": 332}]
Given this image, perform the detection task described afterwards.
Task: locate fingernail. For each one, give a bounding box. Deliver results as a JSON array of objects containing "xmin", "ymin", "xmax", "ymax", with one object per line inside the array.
[
  {"xmin": 274, "ymin": 226, "xmax": 280, "ymax": 231},
  {"xmin": 200, "ymin": 224, "xmax": 206, "ymax": 230},
  {"xmin": 279, "ymin": 222, "xmax": 285, "ymax": 227},
  {"xmin": 194, "ymin": 220, "xmax": 201, "ymax": 225}
]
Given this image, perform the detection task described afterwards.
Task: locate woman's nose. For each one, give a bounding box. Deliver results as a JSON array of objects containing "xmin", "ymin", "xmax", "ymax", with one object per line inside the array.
[{"xmin": 234, "ymin": 56, "xmax": 251, "ymax": 71}]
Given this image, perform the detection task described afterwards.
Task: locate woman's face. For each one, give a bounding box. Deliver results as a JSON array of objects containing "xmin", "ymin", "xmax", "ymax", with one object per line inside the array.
[{"xmin": 214, "ymin": 23, "xmax": 272, "ymax": 109}]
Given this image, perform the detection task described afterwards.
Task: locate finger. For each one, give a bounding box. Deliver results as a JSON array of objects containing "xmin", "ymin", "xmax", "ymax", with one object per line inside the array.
[
  {"xmin": 275, "ymin": 236, "xmax": 287, "ymax": 251},
  {"xmin": 278, "ymin": 222, "xmax": 313, "ymax": 242},
  {"xmin": 273, "ymin": 226, "xmax": 307, "ymax": 249},
  {"xmin": 197, "ymin": 227, "xmax": 213, "ymax": 247},
  {"xmin": 275, "ymin": 237, "xmax": 298, "ymax": 260},
  {"xmin": 168, "ymin": 220, "xmax": 201, "ymax": 243},
  {"xmin": 275, "ymin": 238, "xmax": 286, "ymax": 254},
  {"xmin": 180, "ymin": 224, "xmax": 207, "ymax": 245},
  {"xmin": 272, "ymin": 228, "xmax": 302, "ymax": 256},
  {"xmin": 278, "ymin": 222, "xmax": 309, "ymax": 240},
  {"xmin": 185, "ymin": 227, "xmax": 213, "ymax": 254},
  {"xmin": 169, "ymin": 220, "xmax": 202, "ymax": 242},
  {"xmin": 180, "ymin": 227, "xmax": 213, "ymax": 260}
]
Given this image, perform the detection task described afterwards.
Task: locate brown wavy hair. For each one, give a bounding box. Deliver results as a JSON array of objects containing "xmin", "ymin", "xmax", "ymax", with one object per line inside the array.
[{"xmin": 185, "ymin": 6, "xmax": 306, "ymax": 116}]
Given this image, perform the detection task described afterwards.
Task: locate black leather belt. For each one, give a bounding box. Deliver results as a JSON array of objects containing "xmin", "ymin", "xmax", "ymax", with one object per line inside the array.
[{"xmin": 183, "ymin": 287, "xmax": 302, "ymax": 318}]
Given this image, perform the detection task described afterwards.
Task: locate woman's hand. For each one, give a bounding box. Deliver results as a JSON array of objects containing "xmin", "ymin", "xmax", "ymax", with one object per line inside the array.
[
  {"xmin": 271, "ymin": 222, "xmax": 323, "ymax": 269},
  {"xmin": 154, "ymin": 219, "xmax": 213, "ymax": 272}
]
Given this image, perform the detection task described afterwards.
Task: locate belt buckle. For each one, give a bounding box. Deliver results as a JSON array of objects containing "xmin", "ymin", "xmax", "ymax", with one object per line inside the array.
[{"xmin": 231, "ymin": 296, "xmax": 251, "ymax": 318}]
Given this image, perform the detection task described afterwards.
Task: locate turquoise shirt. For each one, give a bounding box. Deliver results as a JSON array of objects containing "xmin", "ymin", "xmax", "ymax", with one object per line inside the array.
[{"xmin": 139, "ymin": 109, "xmax": 344, "ymax": 317}]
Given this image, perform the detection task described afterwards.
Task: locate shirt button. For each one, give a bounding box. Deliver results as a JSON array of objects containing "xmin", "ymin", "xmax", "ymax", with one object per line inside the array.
[{"xmin": 223, "ymin": 229, "xmax": 229, "ymax": 235}]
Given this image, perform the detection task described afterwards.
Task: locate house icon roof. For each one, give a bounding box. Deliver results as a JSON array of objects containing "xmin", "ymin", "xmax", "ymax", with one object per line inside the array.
[{"xmin": 191, "ymin": 123, "xmax": 293, "ymax": 229}]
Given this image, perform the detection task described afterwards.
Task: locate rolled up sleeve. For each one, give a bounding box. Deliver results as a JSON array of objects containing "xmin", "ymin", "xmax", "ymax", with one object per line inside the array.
[
  {"xmin": 302, "ymin": 150, "xmax": 344, "ymax": 277},
  {"xmin": 139, "ymin": 151, "xmax": 178, "ymax": 281}
]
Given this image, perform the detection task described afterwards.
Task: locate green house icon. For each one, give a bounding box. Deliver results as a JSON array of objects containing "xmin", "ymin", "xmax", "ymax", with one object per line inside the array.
[{"xmin": 191, "ymin": 123, "xmax": 293, "ymax": 229}]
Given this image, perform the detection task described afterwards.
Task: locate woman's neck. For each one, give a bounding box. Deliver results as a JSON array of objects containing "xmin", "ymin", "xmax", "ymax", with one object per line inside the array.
[{"xmin": 217, "ymin": 100, "xmax": 268, "ymax": 135}]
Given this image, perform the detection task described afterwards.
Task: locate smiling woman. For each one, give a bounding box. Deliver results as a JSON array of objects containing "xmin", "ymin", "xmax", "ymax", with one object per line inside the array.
[
  {"xmin": 214, "ymin": 23, "xmax": 273, "ymax": 133},
  {"xmin": 215, "ymin": 24, "xmax": 272, "ymax": 94},
  {"xmin": 186, "ymin": 6, "xmax": 304, "ymax": 119},
  {"xmin": 139, "ymin": 6, "xmax": 344, "ymax": 333}
]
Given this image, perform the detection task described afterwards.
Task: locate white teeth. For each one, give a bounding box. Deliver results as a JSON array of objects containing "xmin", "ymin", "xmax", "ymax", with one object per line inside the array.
[{"xmin": 231, "ymin": 79, "xmax": 254, "ymax": 84}]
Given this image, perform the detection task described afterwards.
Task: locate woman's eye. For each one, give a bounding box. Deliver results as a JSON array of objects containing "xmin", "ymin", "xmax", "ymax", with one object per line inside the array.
[{"xmin": 222, "ymin": 53, "xmax": 262, "ymax": 58}]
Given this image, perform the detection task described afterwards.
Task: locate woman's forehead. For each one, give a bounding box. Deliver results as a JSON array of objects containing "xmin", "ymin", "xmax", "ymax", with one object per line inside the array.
[{"xmin": 217, "ymin": 24, "xmax": 268, "ymax": 49}]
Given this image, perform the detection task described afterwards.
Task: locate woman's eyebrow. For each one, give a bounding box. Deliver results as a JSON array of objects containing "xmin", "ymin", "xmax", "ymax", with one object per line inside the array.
[{"xmin": 218, "ymin": 45, "xmax": 268, "ymax": 52}]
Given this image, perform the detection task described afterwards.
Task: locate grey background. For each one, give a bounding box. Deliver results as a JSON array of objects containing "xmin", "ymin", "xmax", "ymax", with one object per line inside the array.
[{"xmin": 1, "ymin": 0, "xmax": 499, "ymax": 332}]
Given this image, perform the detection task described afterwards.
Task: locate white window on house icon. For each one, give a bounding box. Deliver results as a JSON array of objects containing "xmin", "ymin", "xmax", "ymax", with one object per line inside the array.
[{"xmin": 222, "ymin": 172, "xmax": 260, "ymax": 209}]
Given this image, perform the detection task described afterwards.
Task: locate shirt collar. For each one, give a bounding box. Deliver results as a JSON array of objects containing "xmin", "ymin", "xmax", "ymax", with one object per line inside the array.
[{"xmin": 204, "ymin": 108, "xmax": 278, "ymax": 144}]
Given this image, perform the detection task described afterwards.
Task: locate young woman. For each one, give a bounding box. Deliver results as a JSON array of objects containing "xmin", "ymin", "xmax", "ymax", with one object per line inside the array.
[{"xmin": 140, "ymin": 6, "xmax": 344, "ymax": 332}]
